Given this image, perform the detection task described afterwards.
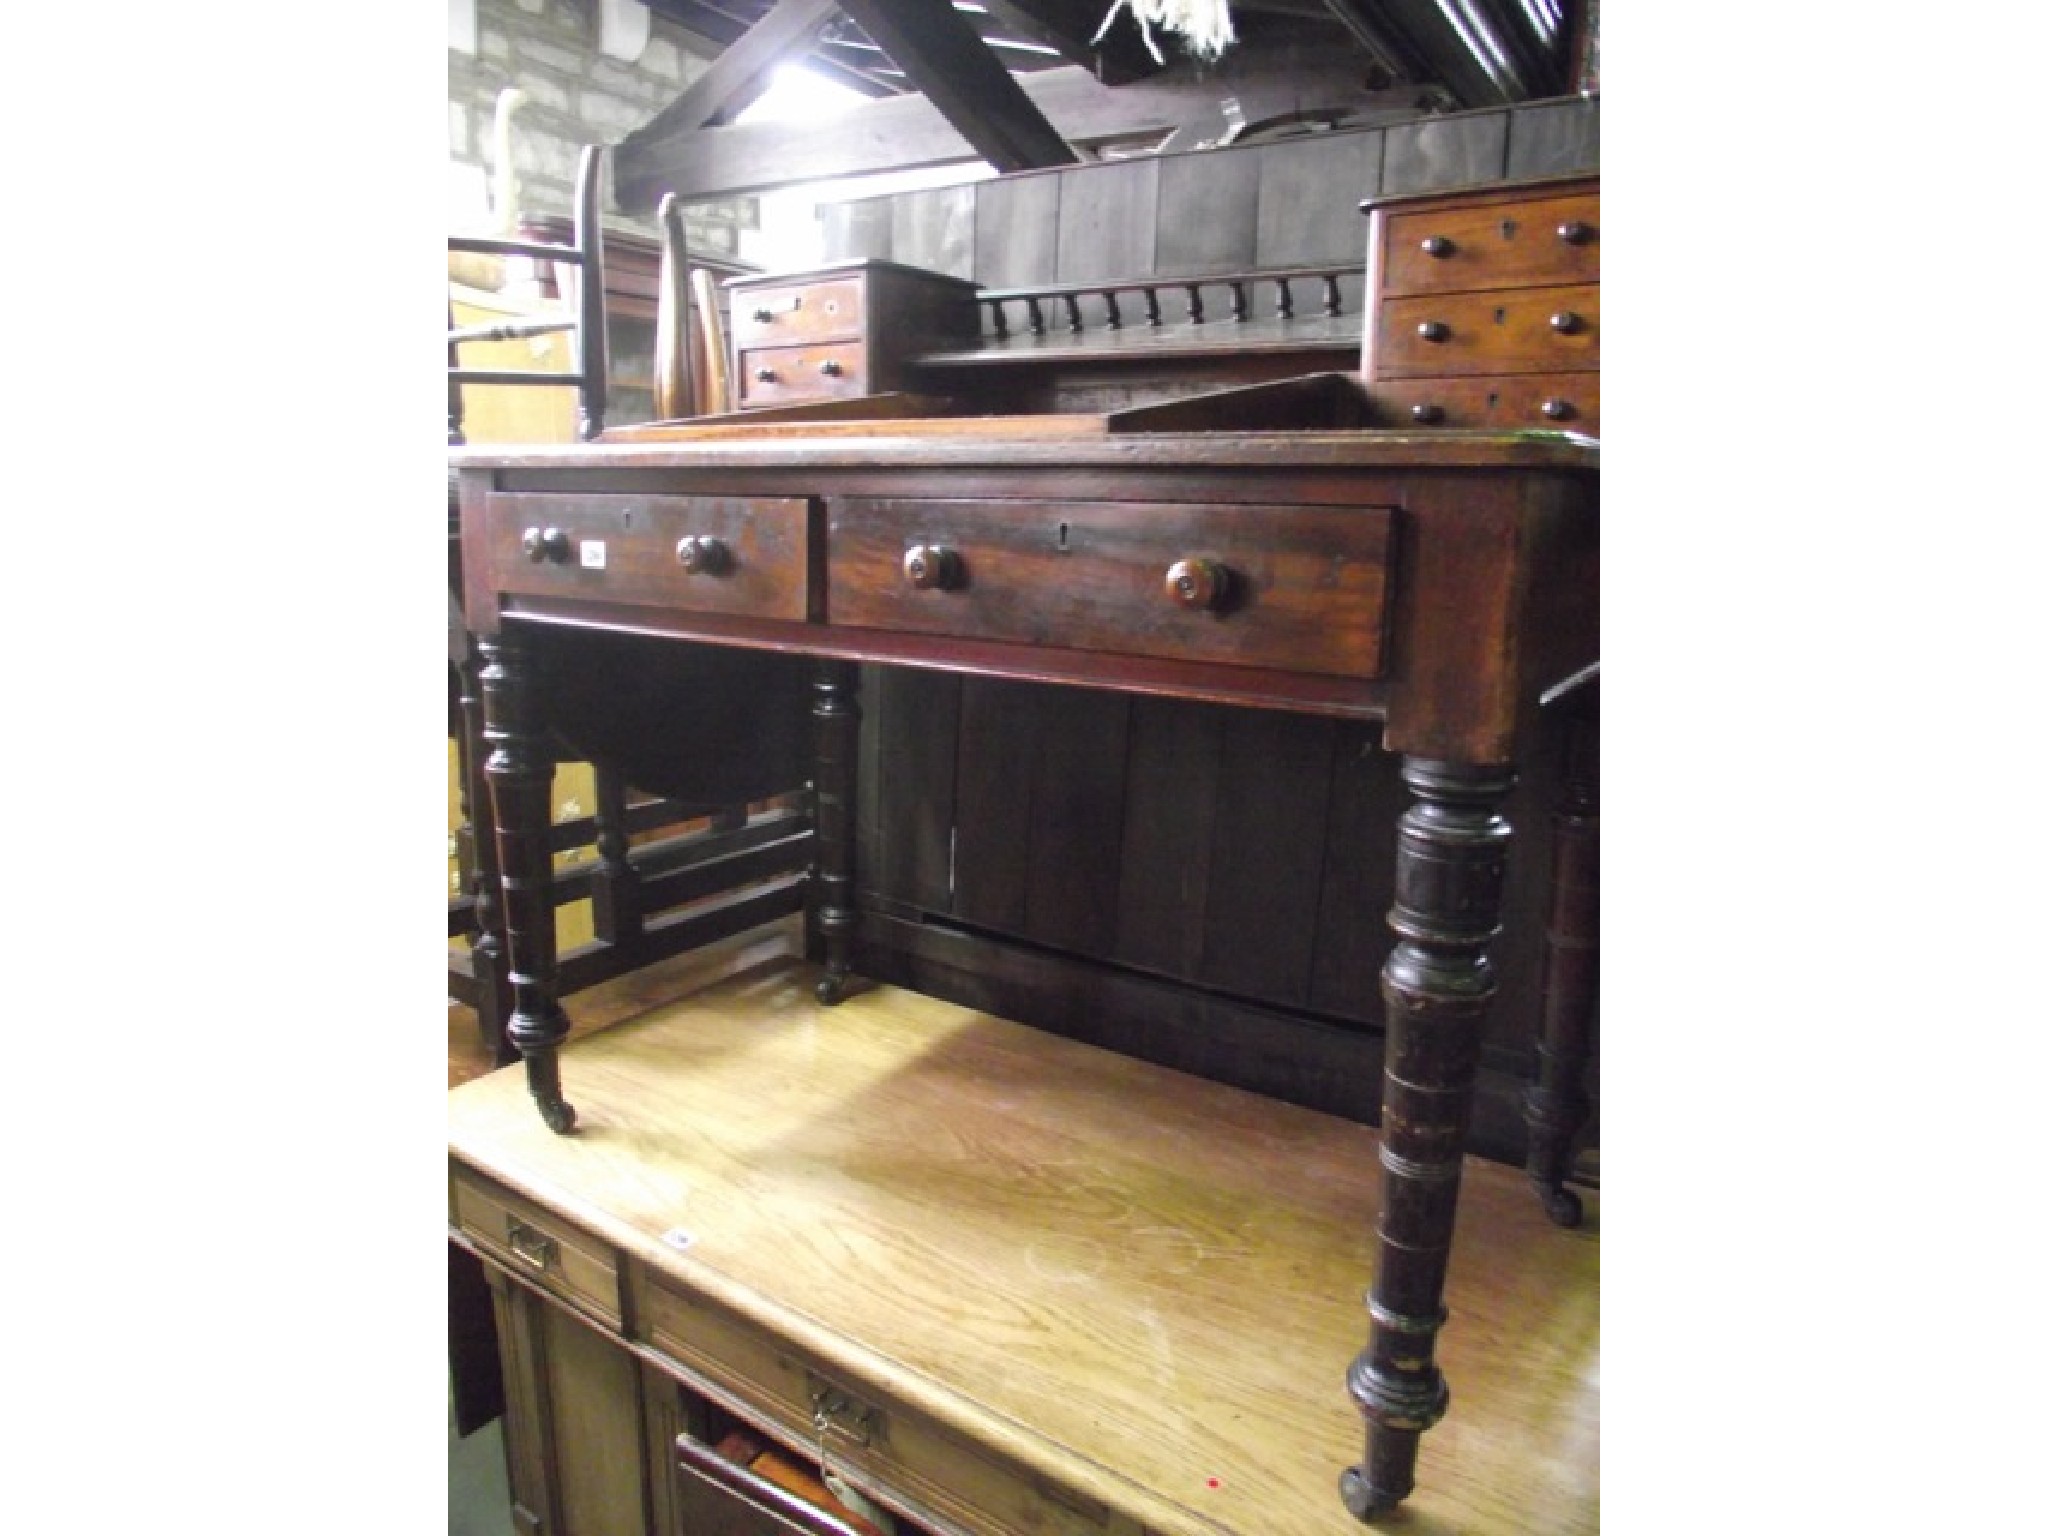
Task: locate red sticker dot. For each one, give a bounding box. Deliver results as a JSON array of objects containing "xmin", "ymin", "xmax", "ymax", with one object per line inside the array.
[{"xmin": 1207, "ymin": 1477, "xmax": 1222, "ymax": 1489}]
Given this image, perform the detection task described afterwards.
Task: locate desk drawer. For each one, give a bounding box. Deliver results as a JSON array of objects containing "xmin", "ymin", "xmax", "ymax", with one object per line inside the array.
[
  {"xmin": 730, "ymin": 276, "xmax": 866, "ymax": 348},
  {"xmin": 1380, "ymin": 190, "xmax": 1599, "ymax": 296},
  {"xmin": 641, "ymin": 1273, "xmax": 1144, "ymax": 1535},
  {"xmin": 826, "ymin": 498, "xmax": 1395, "ymax": 681},
  {"xmin": 452, "ymin": 1168, "xmax": 623, "ymax": 1327},
  {"xmin": 737, "ymin": 342, "xmax": 870, "ymax": 409},
  {"xmin": 483, "ymin": 491, "xmax": 814, "ymax": 621},
  {"xmin": 1374, "ymin": 284, "xmax": 1598, "ymax": 379},
  {"xmin": 1373, "ymin": 373, "xmax": 1600, "ymax": 434}
]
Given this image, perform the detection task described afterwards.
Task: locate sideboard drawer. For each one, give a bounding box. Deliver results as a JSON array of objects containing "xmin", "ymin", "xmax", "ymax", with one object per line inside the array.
[
  {"xmin": 453, "ymin": 1168, "xmax": 623, "ymax": 1327},
  {"xmin": 1373, "ymin": 284, "xmax": 1599, "ymax": 379},
  {"xmin": 1380, "ymin": 190, "xmax": 1600, "ymax": 297},
  {"xmin": 483, "ymin": 491, "xmax": 815, "ymax": 622},
  {"xmin": 736, "ymin": 341, "xmax": 869, "ymax": 409},
  {"xmin": 1373, "ymin": 373, "xmax": 1600, "ymax": 434},
  {"xmin": 827, "ymin": 498, "xmax": 1395, "ymax": 681},
  {"xmin": 641, "ymin": 1273, "xmax": 1146, "ymax": 1535},
  {"xmin": 728, "ymin": 275, "xmax": 866, "ymax": 349}
]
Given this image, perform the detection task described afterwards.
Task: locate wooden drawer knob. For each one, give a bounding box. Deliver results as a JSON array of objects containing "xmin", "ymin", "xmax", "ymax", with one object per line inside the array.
[
  {"xmin": 1409, "ymin": 402, "xmax": 1445, "ymax": 425},
  {"xmin": 675, "ymin": 534, "xmax": 731, "ymax": 575},
  {"xmin": 903, "ymin": 544, "xmax": 962, "ymax": 591},
  {"xmin": 754, "ymin": 366, "xmax": 778, "ymax": 383},
  {"xmin": 1416, "ymin": 320, "xmax": 1450, "ymax": 343},
  {"xmin": 819, "ymin": 358, "xmax": 844, "ymax": 377},
  {"xmin": 1549, "ymin": 310, "xmax": 1584, "ymax": 335},
  {"xmin": 1420, "ymin": 235, "xmax": 1456, "ymax": 257},
  {"xmin": 521, "ymin": 526, "xmax": 570, "ymax": 564},
  {"xmin": 1165, "ymin": 557, "xmax": 1233, "ymax": 612},
  {"xmin": 1557, "ymin": 220, "xmax": 1595, "ymax": 245},
  {"xmin": 1540, "ymin": 398, "xmax": 1576, "ymax": 422}
]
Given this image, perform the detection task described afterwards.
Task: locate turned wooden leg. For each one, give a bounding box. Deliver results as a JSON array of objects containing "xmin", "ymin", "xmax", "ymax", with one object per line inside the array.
[
  {"xmin": 811, "ymin": 660, "xmax": 860, "ymax": 1006},
  {"xmin": 1344, "ymin": 757, "xmax": 1514, "ymax": 1522},
  {"xmin": 479, "ymin": 627, "xmax": 576, "ymax": 1133},
  {"xmin": 1525, "ymin": 701, "xmax": 1598, "ymax": 1226},
  {"xmin": 456, "ymin": 647, "xmax": 516, "ymax": 1066}
]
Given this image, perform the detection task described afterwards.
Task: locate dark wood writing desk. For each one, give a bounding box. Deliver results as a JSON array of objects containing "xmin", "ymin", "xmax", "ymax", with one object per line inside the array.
[{"xmin": 452, "ymin": 404, "xmax": 1597, "ymax": 1527}]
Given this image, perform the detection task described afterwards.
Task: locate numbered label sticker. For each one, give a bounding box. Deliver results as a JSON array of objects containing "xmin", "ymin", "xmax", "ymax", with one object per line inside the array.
[{"xmin": 580, "ymin": 540, "xmax": 607, "ymax": 570}]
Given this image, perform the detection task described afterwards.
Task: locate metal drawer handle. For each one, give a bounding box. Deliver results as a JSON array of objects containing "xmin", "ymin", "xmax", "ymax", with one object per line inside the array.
[
  {"xmin": 674, "ymin": 1431, "xmax": 871, "ymax": 1536},
  {"xmin": 505, "ymin": 1219, "xmax": 556, "ymax": 1272},
  {"xmin": 676, "ymin": 534, "xmax": 732, "ymax": 575},
  {"xmin": 1165, "ymin": 557, "xmax": 1233, "ymax": 612}
]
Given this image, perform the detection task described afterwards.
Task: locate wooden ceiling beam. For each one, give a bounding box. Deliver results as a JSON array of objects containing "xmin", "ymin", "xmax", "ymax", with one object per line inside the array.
[
  {"xmin": 615, "ymin": 50, "xmax": 1417, "ymax": 209},
  {"xmin": 829, "ymin": 0, "xmax": 1081, "ymax": 172},
  {"xmin": 618, "ymin": 0, "xmax": 843, "ymax": 153}
]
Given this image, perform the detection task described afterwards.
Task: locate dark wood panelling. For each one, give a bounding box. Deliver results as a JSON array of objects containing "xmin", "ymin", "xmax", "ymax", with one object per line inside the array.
[
  {"xmin": 890, "ymin": 182, "xmax": 981, "ymax": 278},
  {"xmin": 1307, "ymin": 724, "xmax": 1402, "ymax": 1020},
  {"xmin": 1381, "ymin": 107, "xmax": 1510, "ymax": 194},
  {"xmin": 1056, "ymin": 158, "xmax": 1161, "ymax": 284},
  {"xmin": 1157, "ymin": 149, "xmax": 1260, "ymax": 275},
  {"xmin": 860, "ymin": 666, "xmax": 962, "ymax": 914},
  {"xmin": 819, "ymin": 196, "xmax": 894, "ymax": 263},
  {"xmin": 1114, "ymin": 698, "xmax": 1225, "ymax": 980},
  {"xmin": 1195, "ymin": 707, "xmax": 1338, "ymax": 1007},
  {"xmin": 951, "ymin": 678, "xmax": 1042, "ymax": 934},
  {"xmin": 1505, "ymin": 95, "xmax": 1601, "ymax": 181},
  {"xmin": 1254, "ymin": 129, "xmax": 1385, "ymax": 270},
  {"xmin": 1021, "ymin": 686, "xmax": 1131, "ymax": 957},
  {"xmin": 973, "ymin": 171, "xmax": 1063, "ymax": 289}
]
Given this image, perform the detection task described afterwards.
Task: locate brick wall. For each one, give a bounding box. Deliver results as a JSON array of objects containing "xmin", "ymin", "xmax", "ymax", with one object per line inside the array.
[{"xmin": 447, "ymin": 0, "xmax": 756, "ymax": 257}]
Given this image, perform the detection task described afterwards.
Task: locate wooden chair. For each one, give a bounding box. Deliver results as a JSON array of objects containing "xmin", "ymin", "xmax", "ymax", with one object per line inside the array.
[{"xmin": 447, "ymin": 150, "xmax": 815, "ymax": 1067}]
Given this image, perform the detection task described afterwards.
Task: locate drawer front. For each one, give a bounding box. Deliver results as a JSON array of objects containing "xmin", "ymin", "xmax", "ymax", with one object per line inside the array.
[
  {"xmin": 641, "ymin": 1275, "xmax": 1145, "ymax": 1535},
  {"xmin": 729, "ymin": 277, "xmax": 865, "ymax": 348},
  {"xmin": 826, "ymin": 498, "xmax": 1395, "ymax": 681},
  {"xmin": 1380, "ymin": 191, "xmax": 1599, "ymax": 296},
  {"xmin": 453, "ymin": 1169, "xmax": 622, "ymax": 1327},
  {"xmin": 1374, "ymin": 373, "xmax": 1600, "ymax": 435},
  {"xmin": 484, "ymin": 491, "xmax": 813, "ymax": 621},
  {"xmin": 1375, "ymin": 284, "xmax": 1598, "ymax": 379},
  {"xmin": 737, "ymin": 342, "xmax": 870, "ymax": 409}
]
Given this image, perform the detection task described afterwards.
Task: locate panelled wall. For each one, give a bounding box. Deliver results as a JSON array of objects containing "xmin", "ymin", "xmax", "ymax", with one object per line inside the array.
[{"xmin": 834, "ymin": 96, "xmax": 1600, "ymax": 1167}]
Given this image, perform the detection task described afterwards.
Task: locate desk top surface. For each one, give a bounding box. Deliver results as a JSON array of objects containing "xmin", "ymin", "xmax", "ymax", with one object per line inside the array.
[{"xmin": 447, "ymin": 957, "xmax": 1599, "ymax": 1535}]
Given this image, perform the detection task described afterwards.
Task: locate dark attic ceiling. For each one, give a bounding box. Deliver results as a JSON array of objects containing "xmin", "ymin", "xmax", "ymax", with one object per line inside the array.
[{"xmin": 615, "ymin": 0, "xmax": 1587, "ymax": 211}]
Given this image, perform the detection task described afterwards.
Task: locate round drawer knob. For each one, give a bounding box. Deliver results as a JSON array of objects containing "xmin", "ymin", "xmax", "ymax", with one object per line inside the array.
[
  {"xmin": 751, "ymin": 307, "xmax": 775, "ymax": 323},
  {"xmin": 1540, "ymin": 398, "xmax": 1576, "ymax": 422},
  {"xmin": 1420, "ymin": 235, "xmax": 1456, "ymax": 258},
  {"xmin": 1164, "ymin": 557, "xmax": 1232, "ymax": 612},
  {"xmin": 1409, "ymin": 402, "xmax": 1446, "ymax": 425},
  {"xmin": 819, "ymin": 359, "xmax": 845, "ymax": 377},
  {"xmin": 903, "ymin": 544, "xmax": 961, "ymax": 591},
  {"xmin": 675, "ymin": 535, "xmax": 731, "ymax": 575},
  {"xmin": 521, "ymin": 526, "xmax": 570, "ymax": 564},
  {"xmin": 754, "ymin": 366, "xmax": 778, "ymax": 383},
  {"xmin": 1549, "ymin": 310, "xmax": 1584, "ymax": 335},
  {"xmin": 1416, "ymin": 320, "xmax": 1450, "ymax": 343},
  {"xmin": 1557, "ymin": 220, "xmax": 1595, "ymax": 246}
]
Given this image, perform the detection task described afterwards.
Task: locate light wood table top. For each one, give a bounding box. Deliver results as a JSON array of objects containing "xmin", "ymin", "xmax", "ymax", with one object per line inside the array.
[{"xmin": 449, "ymin": 954, "xmax": 1598, "ymax": 1535}]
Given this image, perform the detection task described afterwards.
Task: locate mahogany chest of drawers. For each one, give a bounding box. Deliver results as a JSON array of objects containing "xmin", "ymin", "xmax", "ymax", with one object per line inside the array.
[
  {"xmin": 1361, "ymin": 174, "xmax": 1600, "ymax": 436},
  {"xmin": 725, "ymin": 259, "xmax": 982, "ymax": 410}
]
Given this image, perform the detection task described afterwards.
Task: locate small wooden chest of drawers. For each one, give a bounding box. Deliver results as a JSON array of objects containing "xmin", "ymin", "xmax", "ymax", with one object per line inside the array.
[
  {"xmin": 1361, "ymin": 175, "xmax": 1600, "ymax": 435},
  {"xmin": 725, "ymin": 259, "xmax": 982, "ymax": 411}
]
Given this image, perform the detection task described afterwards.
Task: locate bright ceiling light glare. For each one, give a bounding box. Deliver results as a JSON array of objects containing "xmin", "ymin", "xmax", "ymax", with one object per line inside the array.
[{"xmin": 733, "ymin": 64, "xmax": 866, "ymax": 126}]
